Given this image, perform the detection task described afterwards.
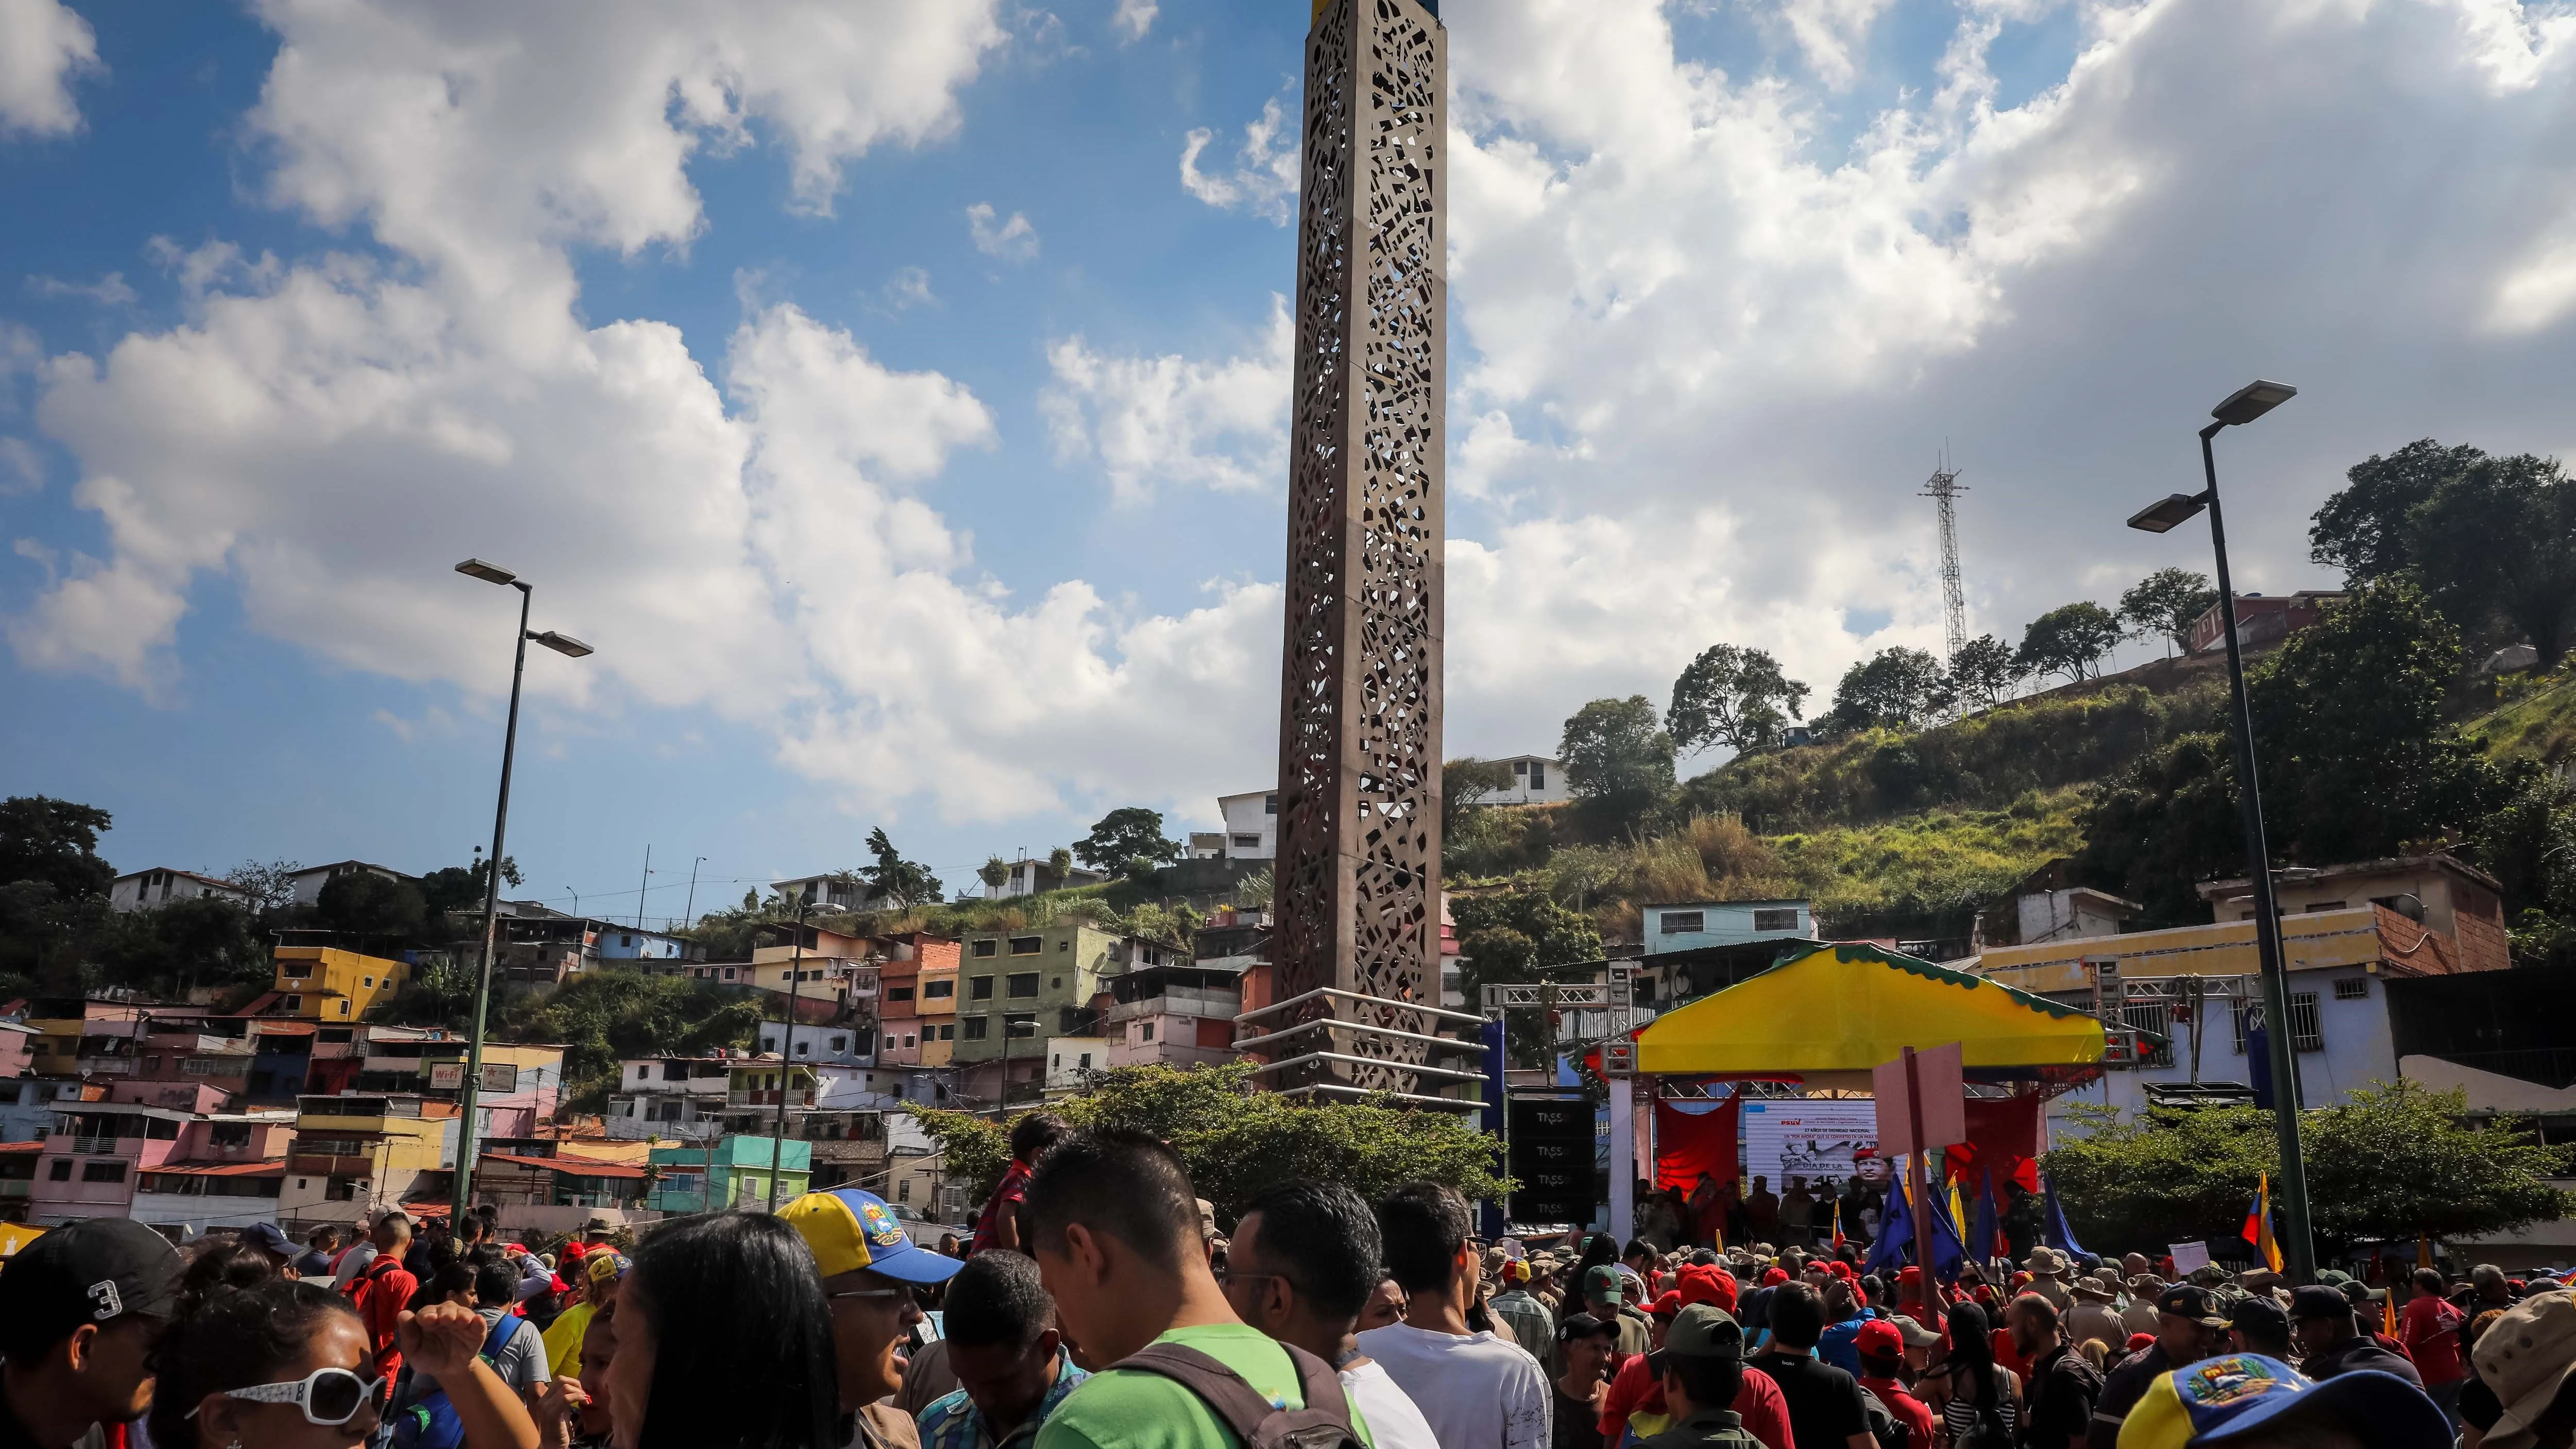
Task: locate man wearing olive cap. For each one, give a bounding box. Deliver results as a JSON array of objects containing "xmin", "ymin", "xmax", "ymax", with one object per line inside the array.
[{"xmin": 1636, "ymin": 1305, "xmax": 1763, "ymax": 1449}]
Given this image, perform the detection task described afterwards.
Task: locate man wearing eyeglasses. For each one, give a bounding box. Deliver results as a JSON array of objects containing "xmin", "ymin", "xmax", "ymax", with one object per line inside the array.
[
  {"xmin": 782, "ymin": 1186, "xmax": 965, "ymax": 1449},
  {"xmin": 0, "ymin": 1217, "xmax": 184, "ymax": 1449},
  {"xmin": 1222, "ymin": 1180, "xmax": 1439, "ymax": 1449}
]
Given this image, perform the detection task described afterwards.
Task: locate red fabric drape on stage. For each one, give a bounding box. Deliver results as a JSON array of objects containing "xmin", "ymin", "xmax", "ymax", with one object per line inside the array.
[
  {"xmin": 1653, "ymin": 1096, "xmax": 1739, "ymax": 1190},
  {"xmin": 1942, "ymin": 1096, "xmax": 2043, "ymax": 1192}
]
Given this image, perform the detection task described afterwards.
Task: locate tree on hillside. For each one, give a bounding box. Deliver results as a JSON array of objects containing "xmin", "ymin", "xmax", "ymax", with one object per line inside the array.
[
  {"xmin": 2411, "ymin": 454, "xmax": 2576, "ymax": 666},
  {"xmin": 978, "ymin": 857, "xmax": 1010, "ymax": 892},
  {"xmin": 223, "ymin": 859, "xmax": 304, "ymax": 914},
  {"xmin": 1074, "ymin": 807, "xmax": 1182, "ymax": 875},
  {"xmin": 1451, "ymin": 884, "xmax": 1604, "ymax": 1064},
  {"xmin": 857, "ymin": 828, "xmax": 943, "ymax": 907},
  {"xmin": 496, "ymin": 970, "xmax": 762, "ymax": 1110},
  {"xmin": 914, "ymin": 1063, "xmax": 1511, "ymax": 1220},
  {"xmin": 2246, "ymin": 581, "xmax": 2512, "ymax": 864},
  {"xmin": 1561, "ymin": 697, "xmax": 1676, "ymax": 829},
  {"xmin": 1943, "ymin": 635, "xmax": 2022, "ymax": 713},
  {"xmin": 2016, "ymin": 603, "xmax": 2123, "ymax": 683},
  {"xmin": 2118, "ymin": 568, "xmax": 2218, "ymax": 655},
  {"xmin": 1442, "ymin": 758, "xmax": 1519, "ymax": 835},
  {"xmin": 91, "ymin": 896, "xmax": 266, "ymax": 997},
  {"xmin": 417, "ymin": 856, "xmax": 520, "ymax": 919},
  {"xmin": 2049, "ymin": 1084, "xmax": 2573, "ymax": 1255},
  {"xmin": 2077, "ymin": 581, "xmax": 2517, "ymax": 922},
  {"xmin": 0, "ymin": 797, "xmax": 115, "ymax": 901},
  {"xmin": 1818, "ymin": 647, "xmax": 1950, "ymax": 734},
  {"xmin": 2309, "ymin": 438, "xmax": 2486, "ymax": 584},
  {"xmin": 1666, "ymin": 644, "xmax": 1811, "ymax": 756},
  {"xmin": 316, "ymin": 871, "xmax": 429, "ymax": 938}
]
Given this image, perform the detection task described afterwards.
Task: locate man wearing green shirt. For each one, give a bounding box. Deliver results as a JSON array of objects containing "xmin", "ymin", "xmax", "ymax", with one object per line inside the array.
[{"xmin": 1025, "ymin": 1129, "xmax": 1374, "ymax": 1449}]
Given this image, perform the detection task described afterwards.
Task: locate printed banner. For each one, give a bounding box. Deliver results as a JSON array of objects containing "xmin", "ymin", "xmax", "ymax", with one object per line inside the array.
[{"xmin": 1741, "ymin": 1099, "xmax": 1880, "ymax": 1190}]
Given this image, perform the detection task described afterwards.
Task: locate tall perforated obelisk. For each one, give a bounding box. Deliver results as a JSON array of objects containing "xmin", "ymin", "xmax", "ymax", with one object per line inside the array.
[{"xmin": 1270, "ymin": 0, "xmax": 1448, "ymax": 1097}]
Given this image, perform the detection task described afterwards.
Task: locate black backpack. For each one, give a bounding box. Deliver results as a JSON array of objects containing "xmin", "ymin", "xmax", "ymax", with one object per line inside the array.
[
  {"xmin": 1109, "ymin": 1340, "xmax": 1366, "ymax": 1449},
  {"xmin": 1855, "ymin": 1386, "xmax": 1908, "ymax": 1449}
]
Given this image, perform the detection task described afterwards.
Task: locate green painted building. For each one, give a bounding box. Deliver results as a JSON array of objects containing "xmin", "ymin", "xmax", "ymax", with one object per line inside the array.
[
  {"xmin": 647, "ymin": 1135, "xmax": 811, "ymax": 1212},
  {"xmin": 952, "ymin": 922, "xmax": 1183, "ymax": 1102}
]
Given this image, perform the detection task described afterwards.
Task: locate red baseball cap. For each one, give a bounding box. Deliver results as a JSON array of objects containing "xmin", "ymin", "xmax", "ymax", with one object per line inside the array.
[
  {"xmin": 1677, "ymin": 1265, "xmax": 1737, "ymax": 1311},
  {"xmin": 1827, "ymin": 1260, "xmax": 1856, "ymax": 1280},
  {"xmin": 1855, "ymin": 1320, "xmax": 1905, "ymax": 1358},
  {"xmin": 2127, "ymin": 1332, "xmax": 2156, "ymax": 1352},
  {"xmin": 1762, "ymin": 1267, "xmax": 1791, "ymax": 1286},
  {"xmin": 1652, "ymin": 1289, "xmax": 1684, "ymax": 1319}
]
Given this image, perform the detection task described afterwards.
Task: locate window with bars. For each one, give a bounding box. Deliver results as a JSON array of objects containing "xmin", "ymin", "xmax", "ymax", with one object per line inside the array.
[
  {"xmin": 2333, "ymin": 978, "xmax": 2369, "ymax": 1000},
  {"xmin": 2233, "ymin": 994, "xmax": 2324, "ymax": 1053}
]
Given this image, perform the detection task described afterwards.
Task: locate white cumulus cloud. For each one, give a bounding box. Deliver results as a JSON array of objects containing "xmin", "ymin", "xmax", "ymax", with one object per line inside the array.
[
  {"xmin": 1179, "ymin": 89, "xmax": 1301, "ymax": 225},
  {"xmin": 1042, "ymin": 297, "xmax": 1293, "ymax": 501},
  {"xmin": 0, "ymin": 0, "xmax": 97, "ymax": 137},
  {"xmin": 967, "ymin": 202, "xmax": 1040, "ymax": 260}
]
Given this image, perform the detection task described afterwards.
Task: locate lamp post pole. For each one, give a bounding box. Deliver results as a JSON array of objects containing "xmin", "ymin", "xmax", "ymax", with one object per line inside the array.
[
  {"xmin": 770, "ymin": 893, "xmax": 809, "ymax": 1212},
  {"xmin": 456, "ymin": 579, "xmax": 531, "ymax": 1221},
  {"xmin": 2127, "ymin": 381, "xmax": 2314, "ymax": 1281},
  {"xmin": 451, "ymin": 560, "xmax": 592, "ymax": 1222}
]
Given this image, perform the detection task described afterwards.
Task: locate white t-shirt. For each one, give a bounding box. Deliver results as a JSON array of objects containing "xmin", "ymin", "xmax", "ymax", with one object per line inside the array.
[
  {"xmin": 1354, "ymin": 1323, "xmax": 1551, "ymax": 1449},
  {"xmin": 1341, "ymin": 1360, "xmax": 1439, "ymax": 1449}
]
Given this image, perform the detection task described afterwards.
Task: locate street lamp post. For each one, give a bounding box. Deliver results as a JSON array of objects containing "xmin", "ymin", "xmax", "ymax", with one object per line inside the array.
[
  {"xmin": 2125, "ymin": 379, "xmax": 2315, "ymax": 1281},
  {"xmin": 770, "ymin": 890, "xmax": 811, "ymax": 1212},
  {"xmin": 681, "ymin": 857, "xmax": 708, "ymax": 935},
  {"xmin": 452, "ymin": 558, "xmax": 594, "ymax": 1222}
]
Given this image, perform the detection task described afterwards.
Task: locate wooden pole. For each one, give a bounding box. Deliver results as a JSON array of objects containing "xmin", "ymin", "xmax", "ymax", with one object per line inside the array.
[{"xmin": 1904, "ymin": 1045, "xmax": 1943, "ymax": 1330}]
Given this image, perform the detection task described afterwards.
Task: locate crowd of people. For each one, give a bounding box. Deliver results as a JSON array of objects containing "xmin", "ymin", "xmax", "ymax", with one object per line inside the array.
[{"xmin": 1, "ymin": 1122, "xmax": 2569, "ymax": 1449}]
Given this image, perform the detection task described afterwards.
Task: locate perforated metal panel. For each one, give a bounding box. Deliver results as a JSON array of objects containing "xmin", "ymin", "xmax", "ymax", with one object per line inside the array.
[{"xmin": 1273, "ymin": 0, "xmax": 1447, "ymax": 1092}]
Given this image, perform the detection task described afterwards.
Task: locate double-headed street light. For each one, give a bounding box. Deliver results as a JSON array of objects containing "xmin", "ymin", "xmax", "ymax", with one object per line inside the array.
[
  {"xmin": 452, "ymin": 558, "xmax": 593, "ymax": 1219},
  {"xmin": 2126, "ymin": 379, "xmax": 2316, "ymax": 1282}
]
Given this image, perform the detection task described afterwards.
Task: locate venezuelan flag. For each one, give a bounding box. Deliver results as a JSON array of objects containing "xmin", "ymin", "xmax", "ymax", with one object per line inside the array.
[{"xmin": 2240, "ymin": 1172, "xmax": 2284, "ymax": 1273}]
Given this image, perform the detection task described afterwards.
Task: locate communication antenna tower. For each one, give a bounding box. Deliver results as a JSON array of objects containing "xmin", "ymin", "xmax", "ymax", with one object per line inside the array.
[{"xmin": 1921, "ymin": 451, "xmax": 1968, "ymax": 660}]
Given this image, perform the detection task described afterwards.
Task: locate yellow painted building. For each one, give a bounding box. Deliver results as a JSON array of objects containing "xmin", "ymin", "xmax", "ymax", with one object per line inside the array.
[
  {"xmin": 917, "ymin": 962, "xmax": 958, "ymax": 1067},
  {"xmin": 1976, "ymin": 906, "xmax": 2461, "ymax": 997},
  {"xmin": 271, "ymin": 947, "xmax": 411, "ymax": 1020},
  {"xmin": 276, "ymin": 1094, "xmax": 456, "ymax": 1232}
]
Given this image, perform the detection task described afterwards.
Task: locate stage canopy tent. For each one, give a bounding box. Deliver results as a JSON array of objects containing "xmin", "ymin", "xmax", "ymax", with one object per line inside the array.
[{"xmin": 1634, "ymin": 942, "xmax": 2106, "ymax": 1086}]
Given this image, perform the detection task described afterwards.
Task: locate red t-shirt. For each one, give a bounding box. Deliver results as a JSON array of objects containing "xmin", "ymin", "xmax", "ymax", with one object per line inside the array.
[
  {"xmin": 1860, "ymin": 1375, "xmax": 1939, "ymax": 1448},
  {"xmin": 2401, "ymin": 1295, "xmax": 2468, "ymax": 1384},
  {"xmin": 1598, "ymin": 1350, "xmax": 1796, "ymax": 1449},
  {"xmin": 971, "ymin": 1160, "xmax": 1032, "ymax": 1254},
  {"xmin": 346, "ymin": 1257, "xmax": 418, "ymax": 1383},
  {"xmin": 1993, "ymin": 1326, "xmax": 2033, "ymax": 1383}
]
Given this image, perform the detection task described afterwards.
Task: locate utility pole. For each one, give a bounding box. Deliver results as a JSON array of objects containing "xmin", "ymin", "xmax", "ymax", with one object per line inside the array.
[
  {"xmin": 635, "ymin": 845, "xmax": 652, "ymax": 931},
  {"xmin": 681, "ymin": 857, "xmax": 707, "ymax": 935},
  {"xmin": 769, "ymin": 892, "xmax": 809, "ymax": 1212}
]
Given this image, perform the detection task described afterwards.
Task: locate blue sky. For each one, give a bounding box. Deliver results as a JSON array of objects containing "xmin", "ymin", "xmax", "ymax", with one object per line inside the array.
[{"xmin": 5, "ymin": 0, "xmax": 2574, "ymax": 925}]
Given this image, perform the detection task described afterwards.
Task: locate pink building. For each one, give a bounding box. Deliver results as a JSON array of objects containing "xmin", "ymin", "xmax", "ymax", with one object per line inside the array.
[{"xmin": 28, "ymin": 1101, "xmax": 296, "ymax": 1233}]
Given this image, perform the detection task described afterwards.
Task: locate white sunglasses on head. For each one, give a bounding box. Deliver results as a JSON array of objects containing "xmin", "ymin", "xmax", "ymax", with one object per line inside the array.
[{"xmin": 189, "ymin": 1367, "xmax": 385, "ymax": 1426}]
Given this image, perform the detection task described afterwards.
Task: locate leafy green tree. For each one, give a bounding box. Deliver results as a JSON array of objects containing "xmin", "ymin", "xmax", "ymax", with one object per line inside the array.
[
  {"xmin": 2049, "ymin": 1084, "xmax": 2574, "ymax": 1255},
  {"xmin": 2309, "ymin": 438, "xmax": 2485, "ymax": 584},
  {"xmin": 2411, "ymin": 453, "xmax": 2576, "ymax": 666},
  {"xmin": 1451, "ymin": 884, "xmax": 1603, "ymax": 1064},
  {"xmin": 1442, "ymin": 758, "xmax": 1519, "ymax": 836},
  {"xmin": 2246, "ymin": 581, "xmax": 2512, "ymax": 865},
  {"xmin": 0, "ymin": 797, "xmax": 115, "ymax": 901},
  {"xmin": 316, "ymin": 871, "xmax": 429, "ymax": 938},
  {"xmin": 2117, "ymin": 568, "xmax": 2218, "ymax": 655},
  {"xmin": 495, "ymin": 970, "xmax": 762, "ymax": 1110},
  {"xmin": 1943, "ymin": 635, "xmax": 2022, "ymax": 713},
  {"xmin": 2079, "ymin": 582, "xmax": 2517, "ymax": 921},
  {"xmin": 417, "ymin": 856, "xmax": 521, "ymax": 919},
  {"xmin": 2016, "ymin": 602, "xmax": 2123, "ymax": 683},
  {"xmin": 1666, "ymin": 644, "xmax": 1811, "ymax": 756},
  {"xmin": 223, "ymin": 859, "xmax": 304, "ymax": 914},
  {"xmin": 1074, "ymin": 808, "xmax": 1182, "ymax": 875},
  {"xmin": 92, "ymin": 895, "xmax": 267, "ymax": 996},
  {"xmin": 917, "ymin": 1063, "xmax": 1510, "ymax": 1220},
  {"xmin": 977, "ymin": 857, "xmax": 1010, "ymax": 892},
  {"xmin": 858, "ymin": 828, "xmax": 943, "ymax": 906},
  {"xmin": 1559, "ymin": 696, "xmax": 1676, "ymax": 828},
  {"xmin": 1819, "ymin": 647, "xmax": 1950, "ymax": 735}
]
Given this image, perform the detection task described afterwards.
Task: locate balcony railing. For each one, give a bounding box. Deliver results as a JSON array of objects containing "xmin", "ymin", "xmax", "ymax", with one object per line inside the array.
[
  {"xmin": 69, "ymin": 1135, "xmax": 124, "ymax": 1154},
  {"xmin": 286, "ymin": 1153, "xmax": 377, "ymax": 1178},
  {"xmin": 726, "ymin": 1089, "xmax": 815, "ymax": 1109}
]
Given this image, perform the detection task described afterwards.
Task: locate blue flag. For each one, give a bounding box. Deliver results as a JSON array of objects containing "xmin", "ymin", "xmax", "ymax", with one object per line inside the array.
[
  {"xmin": 2042, "ymin": 1168, "xmax": 2087, "ymax": 1258},
  {"xmin": 1973, "ymin": 1166, "xmax": 2003, "ymax": 1266}
]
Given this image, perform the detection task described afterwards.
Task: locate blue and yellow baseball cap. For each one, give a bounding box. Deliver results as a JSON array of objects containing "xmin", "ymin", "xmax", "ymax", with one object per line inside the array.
[
  {"xmin": 779, "ymin": 1188, "xmax": 963, "ymax": 1286},
  {"xmin": 2115, "ymin": 1355, "xmax": 2445, "ymax": 1448}
]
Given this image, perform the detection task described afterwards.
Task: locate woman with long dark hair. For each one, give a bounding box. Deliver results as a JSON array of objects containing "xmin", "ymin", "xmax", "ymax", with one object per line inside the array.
[
  {"xmin": 151, "ymin": 1280, "xmax": 535, "ymax": 1449},
  {"xmin": 1923, "ymin": 1300, "xmax": 2020, "ymax": 1447},
  {"xmin": 596, "ymin": 1214, "xmax": 838, "ymax": 1449}
]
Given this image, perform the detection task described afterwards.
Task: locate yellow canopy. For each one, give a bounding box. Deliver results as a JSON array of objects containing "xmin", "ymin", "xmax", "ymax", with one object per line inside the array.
[
  {"xmin": 1634, "ymin": 942, "xmax": 2106, "ymax": 1077},
  {"xmin": 0, "ymin": 1221, "xmax": 47, "ymax": 1258}
]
